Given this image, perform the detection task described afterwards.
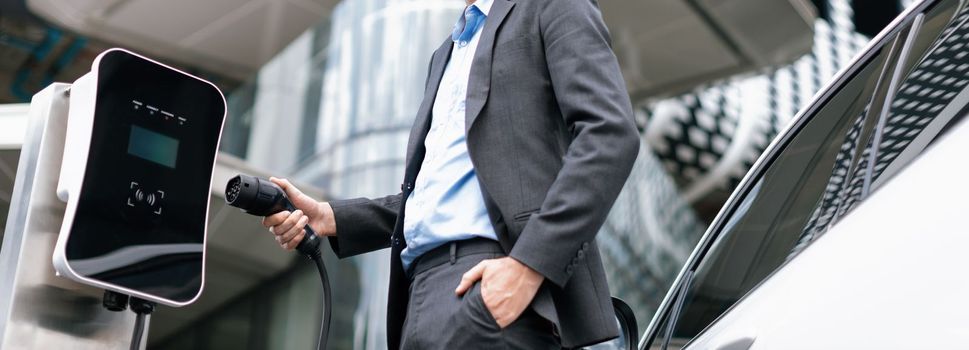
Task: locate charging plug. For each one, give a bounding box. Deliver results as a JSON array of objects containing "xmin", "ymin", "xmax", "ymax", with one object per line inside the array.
[
  {"xmin": 224, "ymin": 174, "xmax": 331, "ymax": 350},
  {"xmin": 224, "ymin": 174, "xmax": 321, "ymax": 257}
]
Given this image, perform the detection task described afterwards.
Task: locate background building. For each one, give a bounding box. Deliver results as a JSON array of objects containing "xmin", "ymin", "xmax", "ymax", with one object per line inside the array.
[{"xmin": 0, "ymin": 0, "xmax": 916, "ymax": 348}]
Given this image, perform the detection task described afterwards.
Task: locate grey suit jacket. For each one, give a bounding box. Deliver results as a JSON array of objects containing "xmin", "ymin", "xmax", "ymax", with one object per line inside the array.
[{"xmin": 326, "ymin": 0, "xmax": 640, "ymax": 348}]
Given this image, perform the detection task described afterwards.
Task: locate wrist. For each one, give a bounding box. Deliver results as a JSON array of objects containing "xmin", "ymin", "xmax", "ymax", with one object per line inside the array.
[
  {"xmin": 511, "ymin": 257, "xmax": 544, "ymax": 285},
  {"xmin": 317, "ymin": 202, "xmax": 337, "ymax": 237}
]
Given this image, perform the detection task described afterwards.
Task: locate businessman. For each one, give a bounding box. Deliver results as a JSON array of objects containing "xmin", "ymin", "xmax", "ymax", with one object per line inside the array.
[{"xmin": 263, "ymin": 0, "xmax": 639, "ymax": 348}]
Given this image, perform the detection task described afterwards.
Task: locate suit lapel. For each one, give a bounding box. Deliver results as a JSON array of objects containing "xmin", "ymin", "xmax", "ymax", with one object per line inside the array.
[
  {"xmin": 465, "ymin": 0, "xmax": 515, "ymax": 133},
  {"xmin": 405, "ymin": 1, "xmax": 516, "ymax": 179},
  {"xmin": 404, "ymin": 37, "xmax": 453, "ymax": 181}
]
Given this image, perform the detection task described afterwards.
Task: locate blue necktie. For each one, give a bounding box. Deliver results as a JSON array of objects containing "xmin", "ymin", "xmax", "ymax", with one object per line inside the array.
[{"xmin": 452, "ymin": 5, "xmax": 485, "ymax": 47}]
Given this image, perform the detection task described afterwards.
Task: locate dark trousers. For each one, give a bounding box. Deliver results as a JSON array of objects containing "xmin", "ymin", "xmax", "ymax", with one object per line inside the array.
[{"xmin": 399, "ymin": 238, "xmax": 561, "ymax": 350}]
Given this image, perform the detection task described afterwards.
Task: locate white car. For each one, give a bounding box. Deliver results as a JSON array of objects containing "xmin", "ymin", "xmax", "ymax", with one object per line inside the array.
[{"xmin": 640, "ymin": 0, "xmax": 969, "ymax": 348}]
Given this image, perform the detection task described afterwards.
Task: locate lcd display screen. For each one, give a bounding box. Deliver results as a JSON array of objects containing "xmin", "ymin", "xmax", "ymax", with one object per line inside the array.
[{"xmin": 127, "ymin": 125, "xmax": 178, "ymax": 168}]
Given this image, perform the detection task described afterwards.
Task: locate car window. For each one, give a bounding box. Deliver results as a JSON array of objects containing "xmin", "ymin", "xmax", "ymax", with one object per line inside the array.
[
  {"xmin": 644, "ymin": 2, "xmax": 967, "ymax": 348},
  {"xmin": 647, "ymin": 39, "xmax": 899, "ymax": 349},
  {"xmin": 792, "ymin": 0, "xmax": 962, "ymax": 257},
  {"xmin": 865, "ymin": 1, "xmax": 969, "ymax": 193}
]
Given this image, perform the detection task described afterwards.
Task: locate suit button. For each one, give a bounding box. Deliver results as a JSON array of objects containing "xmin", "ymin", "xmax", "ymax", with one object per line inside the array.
[
  {"xmin": 582, "ymin": 242, "xmax": 589, "ymax": 250},
  {"xmin": 566, "ymin": 265, "xmax": 574, "ymax": 274},
  {"xmin": 577, "ymin": 250, "xmax": 585, "ymax": 259}
]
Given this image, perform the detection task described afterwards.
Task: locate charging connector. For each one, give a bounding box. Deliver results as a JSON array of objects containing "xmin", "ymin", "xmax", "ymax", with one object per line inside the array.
[{"xmin": 225, "ymin": 174, "xmax": 331, "ymax": 350}]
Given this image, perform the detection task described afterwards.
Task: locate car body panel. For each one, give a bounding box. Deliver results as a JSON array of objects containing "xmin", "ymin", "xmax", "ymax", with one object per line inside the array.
[{"xmin": 688, "ymin": 100, "xmax": 969, "ymax": 349}]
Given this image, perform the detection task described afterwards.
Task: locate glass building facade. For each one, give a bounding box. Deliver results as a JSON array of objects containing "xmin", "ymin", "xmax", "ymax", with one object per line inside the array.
[{"xmin": 149, "ymin": 0, "xmax": 913, "ymax": 348}]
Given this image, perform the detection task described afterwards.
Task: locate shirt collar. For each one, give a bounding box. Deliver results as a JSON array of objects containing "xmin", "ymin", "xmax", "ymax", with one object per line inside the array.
[{"xmin": 470, "ymin": 0, "xmax": 493, "ymax": 16}]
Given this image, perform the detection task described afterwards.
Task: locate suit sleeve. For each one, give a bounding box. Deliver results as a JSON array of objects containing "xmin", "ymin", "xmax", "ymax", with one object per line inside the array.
[
  {"xmin": 508, "ymin": 0, "xmax": 640, "ymax": 288},
  {"xmin": 327, "ymin": 193, "xmax": 402, "ymax": 258}
]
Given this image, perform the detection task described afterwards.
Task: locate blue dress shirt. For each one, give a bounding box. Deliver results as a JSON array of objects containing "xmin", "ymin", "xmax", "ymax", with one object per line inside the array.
[{"xmin": 401, "ymin": 0, "xmax": 497, "ymax": 270}]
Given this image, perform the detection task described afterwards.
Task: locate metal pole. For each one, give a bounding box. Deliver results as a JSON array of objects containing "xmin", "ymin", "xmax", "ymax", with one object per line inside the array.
[{"xmin": 0, "ymin": 84, "xmax": 138, "ymax": 349}]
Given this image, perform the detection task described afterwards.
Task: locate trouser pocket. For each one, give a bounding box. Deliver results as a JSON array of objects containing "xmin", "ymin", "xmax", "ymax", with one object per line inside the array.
[
  {"xmin": 469, "ymin": 283, "xmax": 502, "ymax": 330},
  {"xmin": 444, "ymin": 283, "xmax": 505, "ymax": 348}
]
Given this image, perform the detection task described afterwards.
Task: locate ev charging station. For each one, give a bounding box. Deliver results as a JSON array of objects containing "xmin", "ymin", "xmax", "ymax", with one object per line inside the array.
[{"xmin": 0, "ymin": 48, "xmax": 226, "ymax": 349}]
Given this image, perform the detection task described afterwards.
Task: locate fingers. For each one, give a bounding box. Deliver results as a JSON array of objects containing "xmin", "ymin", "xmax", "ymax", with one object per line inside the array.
[
  {"xmin": 262, "ymin": 211, "xmax": 289, "ymax": 228},
  {"xmin": 261, "ymin": 209, "xmax": 308, "ymax": 251},
  {"xmin": 277, "ymin": 215, "xmax": 309, "ymax": 247},
  {"xmin": 273, "ymin": 210, "xmax": 304, "ymax": 236},
  {"xmin": 256, "ymin": 177, "xmax": 317, "ymax": 252},
  {"xmin": 270, "ymin": 177, "xmax": 316, "ymax": 210},
  {"xmin": 281, "ymin": 231, "xmax": 305, "ymax": 251},
  {"xmin": 269, "ymin": 177, "xmax": 296, "ymax": 195},
  {"xmin": 456, "ymin": 261, "xmax": 487, "ymax": 296}
]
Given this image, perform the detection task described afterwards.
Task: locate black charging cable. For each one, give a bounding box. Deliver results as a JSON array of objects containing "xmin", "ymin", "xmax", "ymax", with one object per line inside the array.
[
  {"xmin": 128, "ymin": 297, "xmax": 155, "ymax": 350},
  {"xmin": 225, "ymin": 174, "xmax": 331, "ymax": 350},
  {"xmin": 101, "ymin": 291, "xmax": 155, "ymax": 350}
]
